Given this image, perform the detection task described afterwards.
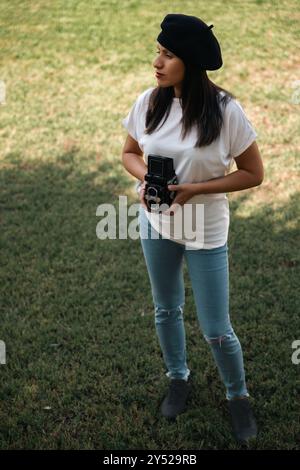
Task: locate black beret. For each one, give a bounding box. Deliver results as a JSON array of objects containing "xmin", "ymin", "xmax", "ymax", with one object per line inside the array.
[{"xmin": 157, "ymin": 13, "xmax": 223, "ymax": 70}]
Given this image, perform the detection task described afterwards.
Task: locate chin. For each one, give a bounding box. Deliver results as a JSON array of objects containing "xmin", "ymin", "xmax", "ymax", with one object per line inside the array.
[{"xmin": 157, "ymin": 82, "xmax": 171, "ymax": 87}]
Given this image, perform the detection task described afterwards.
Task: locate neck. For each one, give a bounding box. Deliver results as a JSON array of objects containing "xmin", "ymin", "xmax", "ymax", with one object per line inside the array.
[{"xmin": 174, "ymin": 85, "xmax": 181, "ymax": 98}]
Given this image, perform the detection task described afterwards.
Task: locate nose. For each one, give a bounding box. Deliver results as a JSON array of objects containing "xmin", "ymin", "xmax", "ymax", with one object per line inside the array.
[{"xmin": 153, "ymin": 56, "xmax": 163, "ymax": 70}]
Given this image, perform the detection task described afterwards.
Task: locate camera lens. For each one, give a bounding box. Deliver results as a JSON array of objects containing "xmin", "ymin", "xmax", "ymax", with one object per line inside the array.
[{"xmin": 148, "ymin": 187, "xmax": 157, "ymax": 197}]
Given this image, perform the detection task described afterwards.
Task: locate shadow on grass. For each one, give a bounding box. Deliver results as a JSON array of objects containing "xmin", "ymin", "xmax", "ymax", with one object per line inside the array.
[{"xmin": 0, "ymin": 151, "xmax": 299, "ymax": 450}]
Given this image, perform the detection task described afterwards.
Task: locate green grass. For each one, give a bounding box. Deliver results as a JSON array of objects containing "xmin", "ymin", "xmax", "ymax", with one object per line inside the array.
[{"xmin": 0, "ymin": 0, "xmax": 299, "ymax": 450}]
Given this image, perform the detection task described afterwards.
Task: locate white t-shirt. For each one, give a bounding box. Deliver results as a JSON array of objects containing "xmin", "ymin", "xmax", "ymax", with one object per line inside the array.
[{"xmin": 122, "ymin": 87, "xmax": 258, "ymax": 249}]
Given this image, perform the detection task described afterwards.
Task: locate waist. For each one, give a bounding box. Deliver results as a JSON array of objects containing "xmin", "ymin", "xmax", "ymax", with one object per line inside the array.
[{"xmin": 188, "ymin": 193, "xmax": 228, "ymax": 202}]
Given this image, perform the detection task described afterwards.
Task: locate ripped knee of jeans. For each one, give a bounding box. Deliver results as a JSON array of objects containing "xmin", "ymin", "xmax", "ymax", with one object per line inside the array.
[
  {"xmin": 154, "ymin": 304, "xmax": 184, "ymax": 323},
  {"xmin": 204, "ymin": 332, "xmax": 233, "ymax": 348}
]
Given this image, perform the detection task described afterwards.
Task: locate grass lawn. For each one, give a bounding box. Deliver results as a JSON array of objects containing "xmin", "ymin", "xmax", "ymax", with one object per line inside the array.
[{"xmin": 0, "ymin": 0, "xmax": 299, "ymax": 450}]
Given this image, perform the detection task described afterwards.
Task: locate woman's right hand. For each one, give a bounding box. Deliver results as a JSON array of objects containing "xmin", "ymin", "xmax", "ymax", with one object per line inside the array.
[{"xmin": 138, "ymin": 180, "xmax": 149, "ymax": 212}]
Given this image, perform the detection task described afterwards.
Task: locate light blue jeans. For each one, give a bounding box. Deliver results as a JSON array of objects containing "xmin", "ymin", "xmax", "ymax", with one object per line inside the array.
[{"xmin": 138, "ymin": 205, "xmax": 250, "ymax": 401}]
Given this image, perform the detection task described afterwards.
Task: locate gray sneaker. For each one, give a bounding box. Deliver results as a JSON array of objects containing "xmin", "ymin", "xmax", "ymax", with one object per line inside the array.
[{"xmin": 160, "ymin": 377, "xmax": 192, "ymax": 420}]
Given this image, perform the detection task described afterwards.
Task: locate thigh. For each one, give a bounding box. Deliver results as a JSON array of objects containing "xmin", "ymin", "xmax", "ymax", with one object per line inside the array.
[
  {"xmin": 184, "ymin": 243, "xmax": 231, "ymax": 335},
  {"xmin": 139, "ymin": 206, "xmax": 185, "ymax": 309}
]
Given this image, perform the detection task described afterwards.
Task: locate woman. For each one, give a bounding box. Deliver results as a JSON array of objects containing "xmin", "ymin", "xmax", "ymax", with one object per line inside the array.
[{"xmin": 121, "ymin": 14, "xmax": 264, "ymax": 446}]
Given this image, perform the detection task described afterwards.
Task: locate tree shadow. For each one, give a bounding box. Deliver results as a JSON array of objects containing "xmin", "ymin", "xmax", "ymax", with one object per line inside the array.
[{"xmin": 0, "ymin": 152, "xmax": 299, "ymax": 449}]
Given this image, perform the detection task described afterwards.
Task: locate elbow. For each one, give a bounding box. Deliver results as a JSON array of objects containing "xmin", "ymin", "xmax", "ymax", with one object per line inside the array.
[
  {"xmin": 249, "ymin": 166, "xmax": 264, "ymax": 186},
  {"xmin": 255, "ymin": 172, "xmax": 264, "ymax": 186},
  {"xmin": 121, "ymin": 152, "xmax": 127, "ymax": 166},
  {"xmin": 257, "ymin": 168, "xmax": 264, "ymax": 185},
  {"xmin": 257, "ymin": 161, "xmax": 265, "ymax": 185}
]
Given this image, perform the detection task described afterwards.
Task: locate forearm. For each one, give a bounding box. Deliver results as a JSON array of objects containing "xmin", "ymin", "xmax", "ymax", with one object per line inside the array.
[
  {"xmin": 192, "ymin": 169, "xmax": 263, "ymax": 195},
  {"xmin": 122, "ymin": 152, "xmax": 147, "ymax": 182}
]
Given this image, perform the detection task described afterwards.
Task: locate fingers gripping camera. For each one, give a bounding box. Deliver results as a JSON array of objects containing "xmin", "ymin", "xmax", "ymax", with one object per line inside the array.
[{"xmin": 144, "ymin": 155, "xmax": 178, "ymax": 212}]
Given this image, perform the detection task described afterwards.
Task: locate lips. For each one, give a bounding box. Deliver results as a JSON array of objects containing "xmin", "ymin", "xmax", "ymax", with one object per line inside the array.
[{"xmin": 155, "ymin": 72, "xmax": 165, "ymax": 78}]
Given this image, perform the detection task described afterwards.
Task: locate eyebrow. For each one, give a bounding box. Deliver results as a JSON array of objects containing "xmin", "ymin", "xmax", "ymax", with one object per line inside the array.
[{"xmin": 156, "ymin": 45, "xmax": 171, "ymax": 53}]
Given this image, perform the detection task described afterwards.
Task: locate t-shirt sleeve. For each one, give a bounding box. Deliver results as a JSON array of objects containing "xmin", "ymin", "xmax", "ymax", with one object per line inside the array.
[
  {"xmin": 229, "ymin": 100, "xmax": 258, "ymax": 158},
  {"xmin": 122, "ymin": 98, "xmax": 140, "ymax": 141},
  {"xmin": 121, "ymin": 88, "xmax": 152, "ymax": 141}
]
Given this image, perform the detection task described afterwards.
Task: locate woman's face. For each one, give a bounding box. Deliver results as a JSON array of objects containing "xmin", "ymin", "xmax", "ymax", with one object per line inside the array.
[{"xmin": 153, "ymin": 42, "xmax": 185, "ymax": 89}]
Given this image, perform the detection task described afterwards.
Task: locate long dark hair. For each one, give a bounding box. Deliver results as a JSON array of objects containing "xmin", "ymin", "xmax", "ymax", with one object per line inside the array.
[{"xmin": 145, "ymin": 64, "xmax": 235, "ymax": 148}]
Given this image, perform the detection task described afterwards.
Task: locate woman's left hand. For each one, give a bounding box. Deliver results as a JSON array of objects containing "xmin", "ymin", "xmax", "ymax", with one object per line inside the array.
[{"xmin": 163, "ymin": 183, "xmax": 197, "ymax": 216}]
